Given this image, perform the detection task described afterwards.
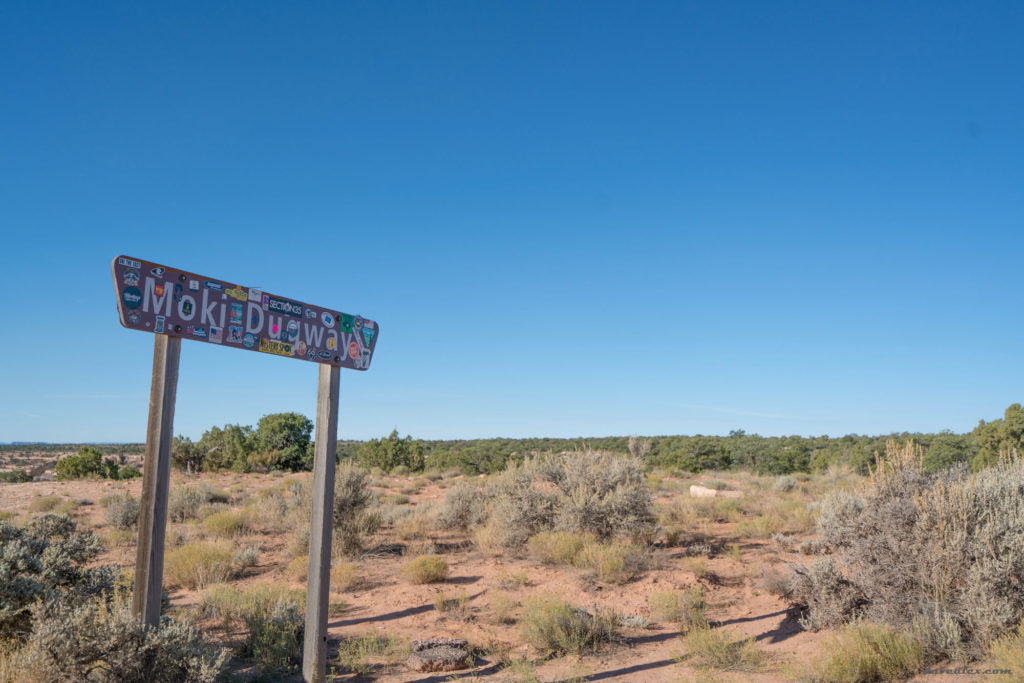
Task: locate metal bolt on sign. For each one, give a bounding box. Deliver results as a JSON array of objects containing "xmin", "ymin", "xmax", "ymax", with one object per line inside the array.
[{"xmin": 111, "ymin": 255, "xmax": 380, "ymax": 682}]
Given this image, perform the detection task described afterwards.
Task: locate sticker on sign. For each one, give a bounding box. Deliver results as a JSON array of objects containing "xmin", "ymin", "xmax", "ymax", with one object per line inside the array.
[{"xmin": 111, "ymin": 255, "xmax": 379, "ymax": 370}]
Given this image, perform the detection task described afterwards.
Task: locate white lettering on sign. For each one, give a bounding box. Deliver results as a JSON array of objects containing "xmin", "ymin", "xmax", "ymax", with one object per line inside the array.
[
  {"xmin": 303, "ymin": 323, "xmax": 325, "ymax": 347},
  {"xmin": 143, "ymin": 277, "xmax": 173, "ymax": 316},
  {"xmin": 245, "ymin": 302, "xmax": 263, "ymax": 334},
  {"xmin": 200, "ymin": 289, "xmax": 219, "ymax": 327}
]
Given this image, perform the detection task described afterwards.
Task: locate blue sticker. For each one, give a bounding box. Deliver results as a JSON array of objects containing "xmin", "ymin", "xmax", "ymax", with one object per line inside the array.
[
  {"xmin": 243, "ymin": 333, "xmax": 256, "ymax": 349},
  {"xmin": 321, "ymin": 311, "xmax": 335, "ymax": 328},
  {"xmin": 318, "ymin": 350, "xmax": 332, "ymax": 360},
  {"xmin": 173, "ymin": 283, "xmax": 183, "ymax": 302},
  {"xmin": 205, "ymin": 281, "xmax": 224, "ymax": 291},
  {"xmin": 285, "ymin": 320, "xmax": 299, "ymax": 343},
  {"xmin": 155, "ymin": 316, "xmax": 166, "ymax": 333},
  {"xmin": 227, "ymin": 326, "xmax": 243, "ymax": 343},
  {"xmin": 181, "ymin": 300, "xmax": 194, "ymax": 317},
  {"xmin": 305, "ymin": 309, "xmax": 317, "ymax": 320},
  {"xmin": 122, "ymin": 286, "xmax": 142, "ymax": 310},
  {"xmin": 150, "ymin": 267, "xmax": 166, "ymax": 278},
  {"xmin": 361, "ymin": 328, "xmax": 375, "ymax": 347},
  {"xmin": 190, "ymin": 327, "xmax": 207, "ymax": 339}
]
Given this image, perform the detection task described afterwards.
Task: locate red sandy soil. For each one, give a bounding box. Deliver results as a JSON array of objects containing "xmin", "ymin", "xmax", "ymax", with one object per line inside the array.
[{"xmin": 0, "ymin": 467, "xmax": 979, "ymax": 682}]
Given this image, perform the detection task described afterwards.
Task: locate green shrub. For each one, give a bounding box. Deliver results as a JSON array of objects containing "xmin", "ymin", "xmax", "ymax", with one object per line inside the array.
[
  {"xmin": 0, "ymin": 470, "xmax": 31, "ymax": 483},
  {"xmin": 356, "ymin": 430, "xmax": 425, "ymax": 473},
  {"xmin": 54, "ymin": 446, "xmax": 131, "ymax": 480},
  {"xmin": 796, "ymin": 440, "xmax": 1024, "ymax": 658},
  {"xmin": 5, "ymin": 600, "xmax": 228, "ymax": 682},
  {"xmin": 0, "ymin": 514, "xmax": 115, "ymax": 639},
  {"xmin": 400, "ymin": 555, "xmax": 448, "ymax": 584},
  {"xmin": 104, "ymin": 494, "xmax": 140, "ymax": 530},
  {"xmin": 520, "ymin": 596, "xmax": 617, "ymax": 656}
]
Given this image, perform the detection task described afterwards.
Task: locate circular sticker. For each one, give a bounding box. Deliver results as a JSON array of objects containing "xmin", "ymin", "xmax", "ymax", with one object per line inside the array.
[
  {"xmin": 127, "ymin": 310, "xmax": 142, "ymax": 325},
  {"xmin": 295, "ymin": 340, "xmax": 307, "ymax": 356},
  {"xmin": 123, "ymin": 268, "xmax": 140, "ymax": 286},
  {"xmin": 348, "ymin": 341, "xmax": 360, "ymax": 359},
  {"xmin": 321, "ymin": 311, "xmax": 334, "ymax": 328},
  {"xmin": 243, "ymin": 333, "xmax": 256, "ymax": 349},
  {"xmin": 354, "ymin": 316, "xmax": 363, "ymax": 331},
  {"xmin": 122, "ymin": 286, "xmax": 142, "ymax": 310}
]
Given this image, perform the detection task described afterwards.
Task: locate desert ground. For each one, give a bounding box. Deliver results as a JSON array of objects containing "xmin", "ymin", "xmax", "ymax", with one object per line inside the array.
[{"xmin": 0, "ymin": 454, "xmax": 1000, "ymax": 682}]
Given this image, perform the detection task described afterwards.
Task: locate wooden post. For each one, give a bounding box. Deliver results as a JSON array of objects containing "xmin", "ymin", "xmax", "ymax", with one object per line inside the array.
[
  {"xmin": 133, "ymin": 334, "xmax": 181, "ymax": 627},
  {"xmin": 302, "ymin": 363, "xmax": 340, "ymax": 682}
]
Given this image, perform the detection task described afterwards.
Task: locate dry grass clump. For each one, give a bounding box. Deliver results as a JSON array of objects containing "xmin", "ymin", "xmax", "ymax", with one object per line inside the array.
[
  {"xmin": 773, "ymin": 474, "xmax": 798, "ymax": 492},
  {"xmin": 519, "ymin": 595, "xmax": 618, "ymax": 656},
  {"xmin": 733, "ymin": 514, "xmax": 782, "ymax": 539},
  {"xmin": 198, "ymin": 583, "xmax": 304, "ymax": 674},
  {"xmin": 335, "ymin": 633, "xmax": 410, "ymax": 678},
  {"xmin": 202, "ymin": 509, "xmax": 251, "ymax": 537},
  {"xmin": 104, "ymin": 494, "xmax": 139, "ymax": 530},
  {"xmin": 331, "ymin": 562, "xmax": 363, "ymax": 592},
  {"xmin": 986, "ymin": 622, "xmax": 1024, "ymax": 681},
  {"xmin": 394, "ymin": 511, "xmax": 432, "ymax": 541},
  {"xmin": 648, "ymin": 586, "xmax": 707, "ymax": 630},
  {"xmin": 400, "ymin": 554, "xmax": 448, "ymax": 584},
  {"xmin": 332, "ymin": 462, "xmax": 381, "ymax": 558},
  {"xmin": 169, "ymin": 484, "xmax": 229, "ymax": 522},
  {"xmin": 677, "ymin": 626, "xmax": 765, "ymax": 672},
  {"xmin": 526, "ymin": 532, "xmax": 648, "ymax": 584},
  {"xmin": 436, "ymin": 481, "xmax": 489, "ymax": 530},
  {"xmin": 164, "ymin": 541, "xmax": 258, "ymax": 590},
  {"xmin": 575, "ymin": 541, "xmax": 649, "ymax": 584},
  {"xmin": 527, "ymin": 531, "xmax": 593, "ymax": 565},
  {"xmin": 433, "ymin": 590, "xmax": 473, "ymax": 621},
  {"xmin": 490, "ymin": 592, "xmax": 518, "ymax": 624},
  {"xmin": 791, "ymin": 620, "xmax": 924, "ymax": 682},
  {"xmin": 793, "ymin": 440, "xmax": 1024, "ymax": 660},
  {"xmin": 28, "ymin": 496, "xmax": 62, "ymax": 513}
]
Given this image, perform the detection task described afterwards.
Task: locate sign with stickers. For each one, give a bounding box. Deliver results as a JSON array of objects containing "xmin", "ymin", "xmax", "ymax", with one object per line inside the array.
[{"xmin": 111, "ymin": 256, "xmax": 379, "ymax": 370}]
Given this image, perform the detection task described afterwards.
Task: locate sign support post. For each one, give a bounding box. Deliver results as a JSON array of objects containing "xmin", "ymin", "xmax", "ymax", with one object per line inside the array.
[
  {"xmin": 112, "ymin": 255, "xmax": 379, "ymax": 669},
  {"xmin": 133, "ymin": 334, "xmax": 181, "ymax": 627},
  {"xmin": 302, "ymin": 363, "xmax": 340, "ymax": 682}
]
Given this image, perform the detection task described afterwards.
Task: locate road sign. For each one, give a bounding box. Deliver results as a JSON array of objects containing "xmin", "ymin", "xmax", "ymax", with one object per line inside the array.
[{"xmin": 111, "ymin": 255, "xmax": 379, "ymax": 370}]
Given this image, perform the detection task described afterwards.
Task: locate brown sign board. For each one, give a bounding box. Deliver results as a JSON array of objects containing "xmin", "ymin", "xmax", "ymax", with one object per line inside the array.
[{"xmin": 112, "ymin": 255, "xmax": 379, "ymax": 370}]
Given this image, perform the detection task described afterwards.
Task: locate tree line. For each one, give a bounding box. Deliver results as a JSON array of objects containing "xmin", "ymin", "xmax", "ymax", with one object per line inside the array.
[{"xmin": 15, "ymin": 404, "xmax": 1020, "ymax": 478}]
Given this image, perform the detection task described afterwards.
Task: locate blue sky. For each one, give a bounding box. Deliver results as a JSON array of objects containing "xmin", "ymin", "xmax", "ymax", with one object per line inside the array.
[{"xmin": 1, "ymin": 2, "xmax": 1021, "ymax": 442}]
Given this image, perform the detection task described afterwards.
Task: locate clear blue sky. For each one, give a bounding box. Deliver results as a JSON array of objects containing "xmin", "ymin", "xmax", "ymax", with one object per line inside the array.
[{"xmin": 1, "ymin": 2, "xmax": 1021, "ymax": 443}]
